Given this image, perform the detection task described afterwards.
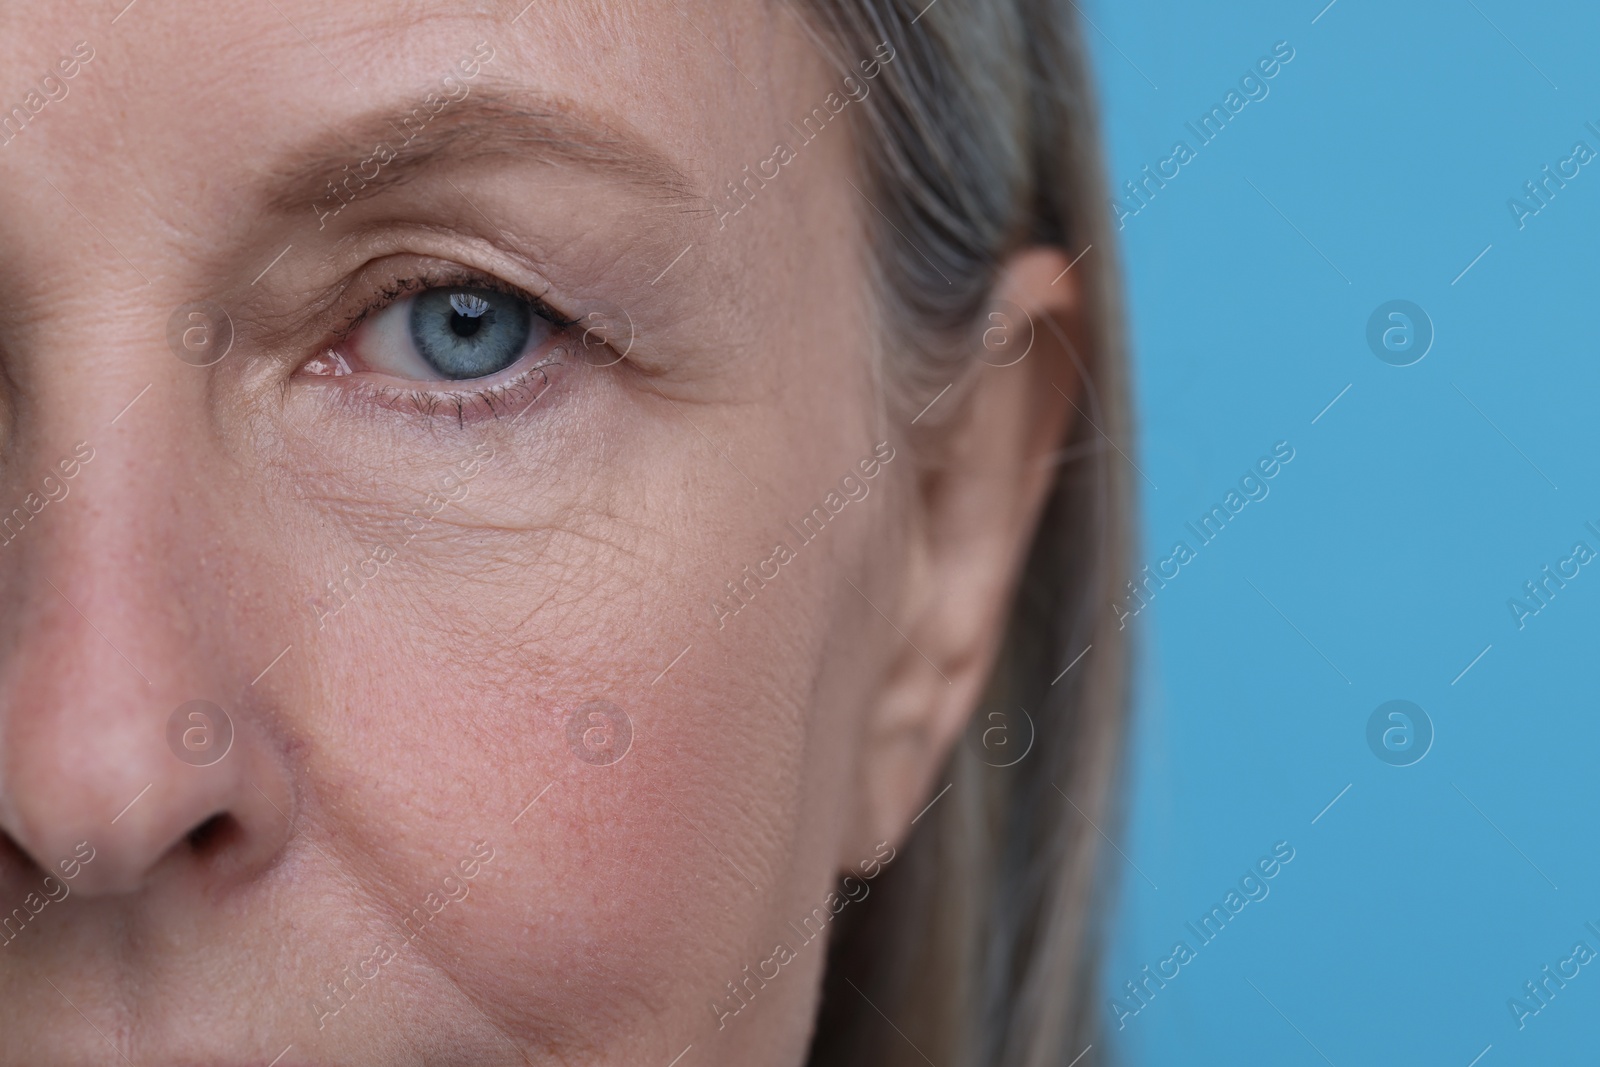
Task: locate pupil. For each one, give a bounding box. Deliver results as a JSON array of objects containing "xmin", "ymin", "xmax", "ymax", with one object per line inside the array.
[{"xmin": 449, "ymin": 291, "xmax": 492, "ymax": 339}]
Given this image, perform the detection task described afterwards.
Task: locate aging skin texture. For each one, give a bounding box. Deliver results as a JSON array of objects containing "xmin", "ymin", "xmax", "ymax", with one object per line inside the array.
[{"xmin": 0, "ymin": 1, "xmax": 1077, "ymax": 1064}]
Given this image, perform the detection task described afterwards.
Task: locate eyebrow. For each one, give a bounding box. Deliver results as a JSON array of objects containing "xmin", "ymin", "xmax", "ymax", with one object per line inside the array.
[{"xmin": 264, "ymin": 86, "xmax": 699, "ymax": 219}]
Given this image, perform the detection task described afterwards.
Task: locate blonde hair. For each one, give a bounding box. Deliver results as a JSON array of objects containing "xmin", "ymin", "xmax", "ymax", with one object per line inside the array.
[{"xmin": 792, "ymin": 1, "xmax": 1134, "ymax": 1063}]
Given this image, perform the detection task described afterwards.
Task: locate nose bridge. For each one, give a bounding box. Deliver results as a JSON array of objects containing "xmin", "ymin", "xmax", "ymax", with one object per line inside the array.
[
  {"xmin": 10, "ymin": 417, "xmax": 208, "ymax": 697},
  {"xmin": 0, "ymin": 413, "xmax": 293, "ymax": 895}
]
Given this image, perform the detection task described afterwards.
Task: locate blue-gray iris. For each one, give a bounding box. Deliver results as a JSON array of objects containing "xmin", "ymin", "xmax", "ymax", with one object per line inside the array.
[{"xmin": 409, "ymin": 286, "xmax": 532, "ymax": 379}]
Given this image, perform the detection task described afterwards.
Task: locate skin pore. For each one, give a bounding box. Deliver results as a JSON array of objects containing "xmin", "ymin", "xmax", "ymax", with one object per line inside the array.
[{"xmin": 0, "ymin": 1, "xmax": 1079, "ymax": 1064}]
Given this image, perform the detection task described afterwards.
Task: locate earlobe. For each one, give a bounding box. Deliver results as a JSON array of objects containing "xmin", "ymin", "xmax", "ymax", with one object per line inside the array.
[{"xmin": 841, "ymin": 246, "xmax": 1087, "ymax": 863}]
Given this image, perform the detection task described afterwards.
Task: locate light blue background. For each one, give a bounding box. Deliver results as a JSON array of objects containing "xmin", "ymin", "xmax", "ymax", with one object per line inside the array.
[{"xmin": 1088, "ymin": 2, "xmax": 1600, "ymax": 1064}]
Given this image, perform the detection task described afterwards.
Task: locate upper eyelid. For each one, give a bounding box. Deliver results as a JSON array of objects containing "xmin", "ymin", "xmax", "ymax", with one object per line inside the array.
[
  {"xmin": 333, "ymin": 265, "xmax": 576, "ymax": 345},
  {"xmin": 250, "ymin": 221, "xmax": 578, "ymax": 341},
  {"xmin": 238, "ymin": 227, "xmax": 622, "ymax": 380}
]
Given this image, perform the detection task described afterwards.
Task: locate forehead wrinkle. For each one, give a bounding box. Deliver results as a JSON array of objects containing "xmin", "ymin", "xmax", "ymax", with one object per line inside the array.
[{"xmin": 260, "ymin": 86, "xmax": 703, "ymax": 218}]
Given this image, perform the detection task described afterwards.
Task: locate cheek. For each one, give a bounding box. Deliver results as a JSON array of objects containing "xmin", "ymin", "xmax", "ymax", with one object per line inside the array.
[{"xmin": 292, "ymin": 481, "xmax": 843, "ymax": 1053}]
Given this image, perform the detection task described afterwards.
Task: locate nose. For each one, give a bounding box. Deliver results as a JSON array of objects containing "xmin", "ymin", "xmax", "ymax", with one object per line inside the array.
[{"xmin": 0, "ymin": 433, "xmax": 295, "ymax": 897}]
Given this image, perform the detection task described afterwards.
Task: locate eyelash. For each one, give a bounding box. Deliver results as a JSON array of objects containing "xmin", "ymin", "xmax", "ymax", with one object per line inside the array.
[{"xmin": 312, "ymin": 265, "xmax": 585, "ymax": 425}]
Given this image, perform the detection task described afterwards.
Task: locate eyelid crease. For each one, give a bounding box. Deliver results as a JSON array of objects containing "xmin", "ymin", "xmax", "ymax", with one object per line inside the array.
[
  {"xmin": 330, "ymin": 266, "xmax": 576, "ymax": 347},
  {"xmin": 230, "ymin": 240, "xmax": 580, "ymax": 376}
]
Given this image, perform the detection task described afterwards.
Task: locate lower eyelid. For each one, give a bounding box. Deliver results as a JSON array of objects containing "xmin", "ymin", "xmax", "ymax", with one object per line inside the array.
[{"xmin": 315, "ymin": 350, "xmax": 570, "ymax": 426}]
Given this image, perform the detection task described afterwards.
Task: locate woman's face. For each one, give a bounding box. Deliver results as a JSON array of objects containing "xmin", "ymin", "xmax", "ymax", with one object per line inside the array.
[{"xmin": 0, "ymin": 1, "xmax": 1069, "ymax": 1063}]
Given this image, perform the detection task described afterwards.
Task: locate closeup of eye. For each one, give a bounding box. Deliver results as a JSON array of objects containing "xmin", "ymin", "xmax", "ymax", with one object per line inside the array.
[
  {"xmin": 328, "ymin": 281, "xmax": 563, "ymax": 383},
  {"xmin": 293, "ymin": 267, "xmax": 591, "ymax": 423}
]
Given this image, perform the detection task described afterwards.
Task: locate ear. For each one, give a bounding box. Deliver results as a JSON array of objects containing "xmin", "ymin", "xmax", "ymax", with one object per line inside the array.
[{"xmin": 846, "ymin": 246, "xmax": 1087, "ymax": 859}]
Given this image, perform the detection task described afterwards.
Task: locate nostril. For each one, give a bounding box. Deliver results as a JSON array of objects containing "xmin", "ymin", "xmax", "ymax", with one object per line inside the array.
[
  {"xmin": 0, "ymin": 829, "xmax": 35, "ymax": 875},
  {"xmin": 185, "ymin": 813, "xmax": 239, "ymax": 858}
]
